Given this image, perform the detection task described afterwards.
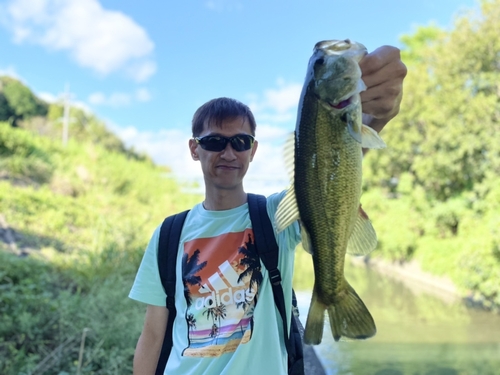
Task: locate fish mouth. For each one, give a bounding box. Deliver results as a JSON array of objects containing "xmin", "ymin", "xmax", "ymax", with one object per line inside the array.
[
  {"xmin": 315, "ymin": 39, "xmax": 353, "ymax": 53},
  {"xmin": 329, "ymin": 96, "xmax": 354, "ymax": 110},
  {"xmin": 325, "ymin": 78, "xmax": 366, "ymax": 110}
]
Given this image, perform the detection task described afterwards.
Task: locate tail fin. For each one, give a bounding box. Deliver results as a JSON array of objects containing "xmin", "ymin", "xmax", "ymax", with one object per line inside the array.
[
  {"xmin": 303, "ymin": 281, "xmax": 376, "ymax": 344},
  {"xmin": 327, "ymin": 281, "xmax": 376, "ymax": 342},
  {"xmin": 303, "ymin": 287, "xmax": 326, "ymax": 345}
]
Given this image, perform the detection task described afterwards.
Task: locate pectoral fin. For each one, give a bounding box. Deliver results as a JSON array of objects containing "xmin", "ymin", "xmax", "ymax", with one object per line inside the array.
[
  {"xmin": 361, "ymin": 124, "xmax": 386, "ymax": 149},
  {"xmin": 347, "ymin": 205, "xmax": 378, "ymax": 255}
]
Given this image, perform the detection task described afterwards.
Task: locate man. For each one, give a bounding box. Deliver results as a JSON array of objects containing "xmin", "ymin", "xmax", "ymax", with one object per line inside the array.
[{"xmin": 129, "ymin": 46, "xmax": 407, "ymax": 375}]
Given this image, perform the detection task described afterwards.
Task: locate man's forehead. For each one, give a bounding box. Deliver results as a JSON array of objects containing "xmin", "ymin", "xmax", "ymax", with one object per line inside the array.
[{"xmin": 203, "ymin": 116, "xmax": 250, "ymax": 132}]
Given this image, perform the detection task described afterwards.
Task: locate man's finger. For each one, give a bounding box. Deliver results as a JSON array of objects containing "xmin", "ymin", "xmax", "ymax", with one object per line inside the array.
[
  {"xmin": 362, "ymin": 59, "xmax": 407, "ymax": 89},
  {"xmin": 361, "ymin": 88, "xmax": 404, "ymax": 119},
  {"xmin": 361, "ymin": 79, "xmax": 402, "ymax": 103},
  {"xmin": 359, "ymin": 45, "xmax": 400, "ymax": 76}
]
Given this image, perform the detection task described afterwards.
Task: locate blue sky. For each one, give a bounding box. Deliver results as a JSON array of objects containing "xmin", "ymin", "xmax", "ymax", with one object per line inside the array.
[{"xmin": 0, "ymin": 0, "xmax": 478, "ymax": 195}]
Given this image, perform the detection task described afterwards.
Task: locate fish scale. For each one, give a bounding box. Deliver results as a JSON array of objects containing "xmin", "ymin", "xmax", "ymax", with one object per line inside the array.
[
  {"xmin": 296, "ymin": 97, "xmax": 362, "ymax": 302},
  {"xmin": 275, "ymin": 39, "xmax": 387, "ymax": 344}
]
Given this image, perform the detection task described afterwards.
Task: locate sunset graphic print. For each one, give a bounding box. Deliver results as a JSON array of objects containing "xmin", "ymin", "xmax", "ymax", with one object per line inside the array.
[{"xmin": 181, "ymin": 229, "xmax": 262, "ymax": 357}]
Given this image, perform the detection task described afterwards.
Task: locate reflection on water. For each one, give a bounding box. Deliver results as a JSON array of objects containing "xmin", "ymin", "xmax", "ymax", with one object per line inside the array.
[{"xmin": 296, "ymin": 262, "xmax": 500, "ymax": 375}]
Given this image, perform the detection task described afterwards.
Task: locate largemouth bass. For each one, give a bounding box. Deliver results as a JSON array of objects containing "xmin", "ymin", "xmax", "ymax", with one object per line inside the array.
[{"xmin": 275, "ymin": 39, "xmax": 386, "ymax": 344}]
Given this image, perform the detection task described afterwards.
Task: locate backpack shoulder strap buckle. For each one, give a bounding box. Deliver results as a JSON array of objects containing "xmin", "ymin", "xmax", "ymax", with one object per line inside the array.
[{"xmin": 269, "ymin": 268, "xmax": 282, "ymax": 285}]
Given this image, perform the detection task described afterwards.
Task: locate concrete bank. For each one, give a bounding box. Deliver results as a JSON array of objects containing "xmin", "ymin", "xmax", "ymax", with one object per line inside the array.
[{"xmin": 349, "ymin": 256, "xmax": 461, "ymax": 304}]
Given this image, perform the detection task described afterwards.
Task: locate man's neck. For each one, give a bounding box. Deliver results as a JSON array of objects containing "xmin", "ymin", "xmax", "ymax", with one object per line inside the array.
[{"xmin": 202, "ymin": 189, "xmax": 247, "ymax": 211}]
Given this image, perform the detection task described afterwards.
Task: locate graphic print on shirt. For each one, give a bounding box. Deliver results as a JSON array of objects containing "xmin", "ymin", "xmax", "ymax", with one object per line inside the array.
[{"xmin": 181, "ymin": 229, "xmax": 262, "ymax": 357}]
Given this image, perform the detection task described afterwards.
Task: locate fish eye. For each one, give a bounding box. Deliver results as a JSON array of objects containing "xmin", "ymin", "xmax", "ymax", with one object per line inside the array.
[{"xmin": 315, "ymin": 58, "xmax": 325, "ymax": 66}]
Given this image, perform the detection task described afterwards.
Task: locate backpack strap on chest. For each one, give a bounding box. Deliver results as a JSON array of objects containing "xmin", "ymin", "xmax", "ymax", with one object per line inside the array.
[
  {"xmin": 247, "ymin": 193, "xmax": 295, "ymax": 359},
  {"xmin": 156, "ymin": 209, "xmax": 189, "ymax": 375}
]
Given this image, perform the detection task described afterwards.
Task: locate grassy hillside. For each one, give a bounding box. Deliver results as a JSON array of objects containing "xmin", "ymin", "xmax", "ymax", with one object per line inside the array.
[{"xmin": 0, "ymin": 84, "xmax": 201, "ymax": 374}]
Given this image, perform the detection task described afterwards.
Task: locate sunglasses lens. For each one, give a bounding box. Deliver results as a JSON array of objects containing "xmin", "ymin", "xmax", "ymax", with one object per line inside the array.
[
  {"xmin": 199, "ymin": 136, "xmax": 227, "ymax": 151},
  {"xmin": 196, "ymin": 134, "xmax": 254, "ymax": 152},
  {"xmin": 230, "ymin": 135, "xmax": 254, "ymax": 151}
]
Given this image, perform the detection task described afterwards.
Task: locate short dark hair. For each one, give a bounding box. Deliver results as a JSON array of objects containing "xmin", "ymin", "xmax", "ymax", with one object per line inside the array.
[{"xmin": 191, "ymin": 97, "xmax": 257, "ymax": 137}]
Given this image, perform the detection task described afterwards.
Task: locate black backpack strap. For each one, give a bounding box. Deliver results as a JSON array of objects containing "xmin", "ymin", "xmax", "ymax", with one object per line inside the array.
[
  {"xmin": 155, "ymin": 210, "xmax": 190, "ymax": 375},
  {"xmin": 247, "ymin": 193, "xmax": 294, "ymax": 358}
]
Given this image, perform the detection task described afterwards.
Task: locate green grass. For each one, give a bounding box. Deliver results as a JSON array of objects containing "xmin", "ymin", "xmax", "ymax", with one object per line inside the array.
[{"xmin": 0, "ymin": 123, "xmax": 201, "ymax": 374}]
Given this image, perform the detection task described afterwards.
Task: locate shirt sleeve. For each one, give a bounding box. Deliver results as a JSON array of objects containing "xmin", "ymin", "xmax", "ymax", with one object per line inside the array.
[{"xmin": 128, "ymin": 225, "xmax": 167, "ymax": 306}]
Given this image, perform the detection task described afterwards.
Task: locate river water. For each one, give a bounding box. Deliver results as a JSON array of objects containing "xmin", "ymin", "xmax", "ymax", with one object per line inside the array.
[{"xmin": 295, "ymin": 263, "xmax": 500, "ymax": 375}]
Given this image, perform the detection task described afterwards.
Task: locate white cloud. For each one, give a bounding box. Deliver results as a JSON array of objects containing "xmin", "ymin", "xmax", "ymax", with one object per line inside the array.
[
  {"xmin": 245, "ymin": 125, "xmax": 290, "ymax": 195},
  {"xmin": 89, "ymin": 92, "xmax": 130, "ymax": 107},
  {"xmin": 88, "ymin": 88, "xmax": 152, "ymax": 107},
  {"xmin": 37, "ymin": 91, "xmax": 58, "ymax": 103},
  {"xmin": 38, "ymin": 89, "xmax": 92, "ymax": 113},
  {"xmin": 2, "ymin": 0, "xmax": 156, "ymax": 81},
  {"xmin": 126, "ymin": 60, "xmax": 157, "ymax": 83},
  {"xmin": 263, "ymin": 83, "xmax": 302, "ymax": 114},
  {"xmin": 248, "ymin": 79, "xmax": 302, "ymax": 126},
  {"xmin": 88, "ymin": 92, "xmax": 106, "ymax": 105},
  {"xmin": 109, "ymin": 122, "xmax": 204, "ymax": 184},
  {"xmin": 135, "ymin": 88, "xmax": 152, "ymax": 102},
  {"xmin": 0, "ymin": 65, "xmax": 22, "ymax": 80},
  {"xmin": 255, "ymin": 124, "xmax": 291, "ymax": 142}
]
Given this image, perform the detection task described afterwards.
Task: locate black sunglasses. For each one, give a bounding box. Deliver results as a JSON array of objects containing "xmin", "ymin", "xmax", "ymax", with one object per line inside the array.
[{"xmin": 194, "ymin": 134, "xmax": 255, "ymax": 152}]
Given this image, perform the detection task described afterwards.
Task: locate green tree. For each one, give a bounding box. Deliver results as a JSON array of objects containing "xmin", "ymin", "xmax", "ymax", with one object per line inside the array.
[
  {"xmin": 0, "ymin": 77, "xmax": 48, "ymax": 125},
  {"xmin": 362, "ymin": 0, "xmax": 500, "ymax": 307},
  {"xmin": 365, "ymin": 0, "xmax": 500, "ymax": 201},
  {"xmin": 0, "ymin": 92, "xmax": 15, "ymax": 121}
]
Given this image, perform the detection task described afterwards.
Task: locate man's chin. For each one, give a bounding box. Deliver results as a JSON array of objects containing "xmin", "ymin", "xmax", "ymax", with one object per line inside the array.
[{"xmin": 214, "ymin": 180, "xmax": 243, "ymax": 191}]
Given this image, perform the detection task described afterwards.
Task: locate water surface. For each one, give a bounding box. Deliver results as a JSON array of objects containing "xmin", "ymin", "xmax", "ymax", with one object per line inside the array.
[{"xmin": 296, "ymin": 263, "xmax": 500, "ymax": 375}]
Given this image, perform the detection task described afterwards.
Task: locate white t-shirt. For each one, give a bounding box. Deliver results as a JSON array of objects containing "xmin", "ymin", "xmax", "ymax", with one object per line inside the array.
[{"xmin": 129, "ymin": 191, "xmax": 301, "ymax": 375}]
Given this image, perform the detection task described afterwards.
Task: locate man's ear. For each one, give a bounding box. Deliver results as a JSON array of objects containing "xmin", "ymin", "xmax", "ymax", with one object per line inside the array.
[
  {"xmin": 250, "ymin": 140, "xmax": 258, "ymax": 162},
  {"xmin": 189, "ymin": 139, "xmax": 199, "ymax": 161}
]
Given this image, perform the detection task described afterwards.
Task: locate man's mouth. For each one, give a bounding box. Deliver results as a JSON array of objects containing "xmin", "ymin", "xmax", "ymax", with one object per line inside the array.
[{"xmin": 217, "ymin": 165, "xmax": 239, "ymax": 170}]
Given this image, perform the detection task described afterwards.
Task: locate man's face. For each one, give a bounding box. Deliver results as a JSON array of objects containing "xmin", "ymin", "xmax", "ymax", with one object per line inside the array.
[{"xmin": 189, "ymin": 116, "xmax": 258, "ymax": 192}]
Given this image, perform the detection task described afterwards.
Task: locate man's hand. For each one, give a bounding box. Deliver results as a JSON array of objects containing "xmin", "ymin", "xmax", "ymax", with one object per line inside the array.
[{"xmin": 359, "ymin": 46, "xmax": 407, "ymax": 133}]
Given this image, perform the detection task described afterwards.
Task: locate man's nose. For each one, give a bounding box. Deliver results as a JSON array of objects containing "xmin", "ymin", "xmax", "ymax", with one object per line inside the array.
[{"xmin": 220, "ymin": 141, "xmax": 237, "ymax": 158}]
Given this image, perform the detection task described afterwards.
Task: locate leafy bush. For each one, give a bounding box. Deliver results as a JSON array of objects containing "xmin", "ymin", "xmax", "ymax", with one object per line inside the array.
[
  {"xmin": 0, "ymin": 123, "xmax": 55, "ymax": 183},
  {"xmin": 0, "ymin": 250, "xmax": 144, "ymax": 375}
]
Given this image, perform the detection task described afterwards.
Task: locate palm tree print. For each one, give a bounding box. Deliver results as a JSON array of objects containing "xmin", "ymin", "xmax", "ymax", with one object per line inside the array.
[
  {"xmin": 235, "ymin": 290, "xmax": 251, "ymax": 311},
  {"xmin": 182, "ymin": 249, "xmax": 207, "ymax": 306},
  {"xmin": 186, "ymin": 313, "xmax": 196, "ymax": 332},
  {"xmin": 213, "ymin": 303, "xmax": 227, "ymax": 344},
  {"xmin": 236, "ymin": 299, "xmax": 253, "ymax": 334},
  {"xmin": 214, "ymin": 303, "xmax": 227, "ymax": 327},
  {"xmin": 203, "ymin": 306, "xmax": 217, "ymax": 325},
  {"xmin": 238, "ymin": 233, "xmax": 263, "ymax": 305}
]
